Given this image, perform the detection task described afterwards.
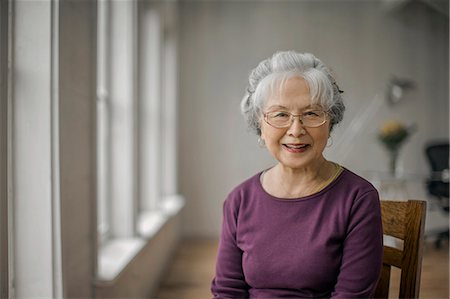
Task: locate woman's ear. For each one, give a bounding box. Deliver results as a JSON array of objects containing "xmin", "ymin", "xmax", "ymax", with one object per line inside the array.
[
  {"xmin": 259, "ymin": 119, "xmax": 265, "ymax": 139},
  {"xmin": 328, "ymin": 117, "xmax": 333, "ymax": 132}
]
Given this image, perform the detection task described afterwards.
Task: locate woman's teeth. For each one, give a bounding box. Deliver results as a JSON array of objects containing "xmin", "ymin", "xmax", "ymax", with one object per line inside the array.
[{"xmin": 285, "ymin": 144, "xmax": 308, "ymax": 149}]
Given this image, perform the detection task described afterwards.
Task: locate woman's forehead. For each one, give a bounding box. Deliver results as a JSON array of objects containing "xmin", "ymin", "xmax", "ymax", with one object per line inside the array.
[
  {"xmin": 261, "ymin": 75, "xmax": 324, "ymax": 111},
  {"xmin": 264, "ymin": 103, "xmax": 322, "ymax": 111},
  {"xmin": 266, "ymin": 76, "xmax": 309, "ymax": 97}
]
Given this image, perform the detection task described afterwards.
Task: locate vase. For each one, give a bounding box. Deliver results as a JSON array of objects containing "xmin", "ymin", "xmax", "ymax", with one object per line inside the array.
[{"xmin": 388, "ymin": 148, "xmax": 399, "ymax": 177}]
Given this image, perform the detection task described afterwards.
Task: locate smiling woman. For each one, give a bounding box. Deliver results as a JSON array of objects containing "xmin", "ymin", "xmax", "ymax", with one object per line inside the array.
[
  {"xmin": 260, "ymin": 77, "xmax": 331, "ymax": 182},
  {"xmin": 211, "ymin": 51, "xmax": 384, "ymax": 299}
]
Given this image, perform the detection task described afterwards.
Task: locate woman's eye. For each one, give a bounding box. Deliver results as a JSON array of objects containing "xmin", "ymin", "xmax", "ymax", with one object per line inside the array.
[
  {"xmin": 304, "ymin": 111, "xmax": 319, "ymax": 117},
  {"xmin": 273, "ymin": 112, "xmax": 289, "ymax": 118}
]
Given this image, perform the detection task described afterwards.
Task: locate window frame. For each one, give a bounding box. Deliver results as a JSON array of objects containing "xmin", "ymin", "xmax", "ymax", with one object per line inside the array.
[
  {"xmin": 0, "ymin": 0, "xmax": 10, "ymax": 297},
  {"xmin": 96, "ymin": 0, "xmax": 112, "ymax": 246},
  {"xmin": 6, "ymin": 0, "xmax": 63, "ymax": 297}
]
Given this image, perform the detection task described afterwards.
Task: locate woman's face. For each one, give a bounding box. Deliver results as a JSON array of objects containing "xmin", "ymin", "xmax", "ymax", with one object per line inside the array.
[{"xmin": 260, "ymin": 76, "xmax": 331, "ymax": 170}]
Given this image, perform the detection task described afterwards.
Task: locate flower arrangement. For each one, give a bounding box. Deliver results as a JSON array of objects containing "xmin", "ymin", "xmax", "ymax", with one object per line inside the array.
[{"xmin": 377, "ymin": 120, "xmax": 415, "ymax": 175}]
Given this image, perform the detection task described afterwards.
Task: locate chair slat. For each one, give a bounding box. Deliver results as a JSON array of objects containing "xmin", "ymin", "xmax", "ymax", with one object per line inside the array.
[
  {"xmin": 374, "ymin": 264, "xmax": 391, "ymax": 299},
  {"xmin": 399, "ymin": 200, "xmax": 426, "ymax": 299},
  {"xmin": 383, "ymin": 246, "xmax": 402, "ymax": 268},
  {"xmin": 375, "ymin": 200, "xmax": 426, "ymax": 299},
  {"xmin": 380, "ymin": 201, "xmax": 407, "ymax": 239}
]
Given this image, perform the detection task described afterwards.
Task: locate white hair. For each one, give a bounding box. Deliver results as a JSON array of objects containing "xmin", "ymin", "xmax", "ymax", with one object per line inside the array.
[{"xmin": 241, "ymin": 51, "xmax": 345, "ymax": 135}]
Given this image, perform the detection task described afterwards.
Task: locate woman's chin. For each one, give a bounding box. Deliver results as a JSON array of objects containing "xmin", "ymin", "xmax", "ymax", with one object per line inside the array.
[{"xmin": 276, "ymin": 157, "xmax": 312, "ymax": 170}]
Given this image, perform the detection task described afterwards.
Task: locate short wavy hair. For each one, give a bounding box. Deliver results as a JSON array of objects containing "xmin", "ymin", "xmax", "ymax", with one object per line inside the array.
[{"xmin": 241, "ymin": 51, "xmax": 345, "ymax": 136}]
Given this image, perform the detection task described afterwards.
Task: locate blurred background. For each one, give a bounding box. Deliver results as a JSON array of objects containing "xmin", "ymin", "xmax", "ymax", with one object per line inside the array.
[
  {"xmin": 1, "ymin": 0, "xmax": 448, "ymax": 298},
  {"xmin": 178, "ymin": 0, "xmax": 448, "ymax": 237}
]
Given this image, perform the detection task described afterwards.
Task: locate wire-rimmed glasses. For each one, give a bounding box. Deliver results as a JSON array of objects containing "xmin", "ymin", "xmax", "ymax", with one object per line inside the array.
[{"xmin": 263, "ymin": 110, "xmax": 328, "ymax": 128}]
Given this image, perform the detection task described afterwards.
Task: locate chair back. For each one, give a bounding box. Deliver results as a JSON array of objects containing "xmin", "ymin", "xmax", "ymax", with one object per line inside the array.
[
  {"xmin": 374, "ymin": 200, "xmax": 426, "ymax": 299},
  {"xmin": 425, "ymin": 143, "xmax": 449, "ymax": 199},
  {"xmin": 425, "ymin": 143, "xmax": 449, "ymax": 172}
]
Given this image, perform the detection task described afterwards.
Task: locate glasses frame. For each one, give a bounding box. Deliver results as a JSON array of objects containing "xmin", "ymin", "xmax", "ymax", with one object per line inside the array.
[{"xmin": 263, "ymin": 110, "xmax": 329, "ymax": 129}]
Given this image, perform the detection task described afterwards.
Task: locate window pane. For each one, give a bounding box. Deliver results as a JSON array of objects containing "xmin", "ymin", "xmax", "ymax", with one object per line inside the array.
[
  {"xmin": 138, "ymin": 3, "xmax": 161, "ymax": 212},
  {"xmin": 96, "ymin": 0, "xmax": 111, "ymax": 243}
]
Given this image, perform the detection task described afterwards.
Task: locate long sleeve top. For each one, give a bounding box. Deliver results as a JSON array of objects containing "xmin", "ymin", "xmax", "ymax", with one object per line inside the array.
[{"xmin": 211, "ymin": 168, "xmax": 383, "ymax": 298}]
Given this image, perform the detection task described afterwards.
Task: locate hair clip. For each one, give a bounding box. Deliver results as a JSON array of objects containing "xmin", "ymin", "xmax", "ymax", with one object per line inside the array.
[{"xmin": 333, "ymin": 82, "xmax": 344, "ymax": 94}]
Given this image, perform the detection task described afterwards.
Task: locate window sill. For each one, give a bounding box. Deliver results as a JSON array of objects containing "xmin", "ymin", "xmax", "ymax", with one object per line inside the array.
[
  {"xmin": 138, "ymin": 194, "xmax": 185, "ymax": 238},
  {"xmin": 97, "ymin": 238, "xmax": 146, "ymax": 282},
  {"xmin": 97, "ymin": 194, "xmax": 185, "ymax": 283}
]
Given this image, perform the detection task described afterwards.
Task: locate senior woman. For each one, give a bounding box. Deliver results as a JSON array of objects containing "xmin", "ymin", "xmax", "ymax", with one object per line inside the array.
[{"xmin": 211, "ymin": 51, "xmax": 383, "ymax": 299}]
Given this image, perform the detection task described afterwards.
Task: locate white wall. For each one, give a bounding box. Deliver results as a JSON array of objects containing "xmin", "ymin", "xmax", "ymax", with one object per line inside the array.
[{"xmin": 178, "ymin": 1, "xmax": 449, "ymax": 237}]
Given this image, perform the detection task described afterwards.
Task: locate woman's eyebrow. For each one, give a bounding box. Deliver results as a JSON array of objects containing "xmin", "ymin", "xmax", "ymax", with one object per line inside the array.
[
  {"xmin": 266, "ymin": 105, "xmax": 288, "ymax": 110},
  {"xmin": 266, "ymin": 104, "xmax": 315, "ymax": 110}
]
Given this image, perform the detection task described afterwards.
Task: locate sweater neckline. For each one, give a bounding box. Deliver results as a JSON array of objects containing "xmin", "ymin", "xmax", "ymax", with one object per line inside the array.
[{"xmin": 256, "ymin": 166, "xmax": 347, "ymax": 202}]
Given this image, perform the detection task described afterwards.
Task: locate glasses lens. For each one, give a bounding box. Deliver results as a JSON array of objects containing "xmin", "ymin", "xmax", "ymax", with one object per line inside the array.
[
  {"xmin": 265, "ymin": 110, "xmax": 326, "ymax": 128},
  {"xmin": 266, "ymin": 111, "xmax": 291, "ymax": 127},
  {"xmin": 301, "ymin": 110, "xmax": 326, "ymax": 127}
]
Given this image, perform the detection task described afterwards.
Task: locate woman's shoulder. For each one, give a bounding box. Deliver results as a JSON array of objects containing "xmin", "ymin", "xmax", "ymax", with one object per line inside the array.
[
  {"xmin": 328, "ymin": 167, "xmax": 381, "ymax": 214},
  {"xmin": 337, "ymin": 167, "xmax": 379, "ymax": 196},
  {"xmin": 224, "ymin": 171, "xmax": 263, "ymax": 206},
  {"xmin": 228, "ymin": 171, "xmax": 262, "ymax": 197}
]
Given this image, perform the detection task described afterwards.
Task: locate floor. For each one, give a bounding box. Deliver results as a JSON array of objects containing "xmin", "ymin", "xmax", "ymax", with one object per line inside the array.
[{"xmin": 154, "ymin": 238, "xmax": 449, "ymax": 299}]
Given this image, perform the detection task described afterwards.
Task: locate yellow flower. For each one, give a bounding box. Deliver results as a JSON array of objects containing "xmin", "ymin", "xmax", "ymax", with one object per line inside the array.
[
  {"xmin": 379, "ymin": 120, "xmax": 407, "ymax": 137},
  {"xmin": 377, "ymin": 120, "xmax": 413, "ymax": 151}
]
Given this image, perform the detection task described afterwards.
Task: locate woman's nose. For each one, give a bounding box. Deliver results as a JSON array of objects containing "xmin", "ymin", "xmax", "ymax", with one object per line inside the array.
[{"xmin": 286, "ymin": 117, "xmax": 306, "ymax": 137}]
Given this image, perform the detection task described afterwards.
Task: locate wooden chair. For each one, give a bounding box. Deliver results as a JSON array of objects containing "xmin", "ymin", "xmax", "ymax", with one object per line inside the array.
[{"xmin": 374, "ymin": 200, "xmax": 427, "ymax": 299}]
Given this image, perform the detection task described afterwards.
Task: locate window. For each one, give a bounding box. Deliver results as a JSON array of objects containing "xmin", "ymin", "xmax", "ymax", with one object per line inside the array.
[
  {"xmin": 96, "ymin": 0, "xmax": 184, "ymax": 281},
  {"xmin": 2, "ymin": 0, "xmax": 179, "ymax": 294},
  {"xmin": 96, "ymin": 0, "xmax": 140, "ymax": 280}
]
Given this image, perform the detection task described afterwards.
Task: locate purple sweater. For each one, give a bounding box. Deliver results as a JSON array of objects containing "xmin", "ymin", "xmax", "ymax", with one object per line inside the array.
[{"xmin": 211, "ymin": 168, "xmax": 383, "ymax": 298}]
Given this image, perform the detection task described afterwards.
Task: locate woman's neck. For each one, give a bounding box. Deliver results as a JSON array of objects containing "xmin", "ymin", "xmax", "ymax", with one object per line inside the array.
[
  {"xmin": 276, "ymin": 157, "xmax": 328, "ymax": 181},
  {"xmin": 263, "ymin": 158, "xmax": 337, "ymax": 198}
]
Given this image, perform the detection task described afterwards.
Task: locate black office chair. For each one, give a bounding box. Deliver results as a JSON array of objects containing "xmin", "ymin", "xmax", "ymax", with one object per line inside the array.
[{"xmin": 425, "ymin": 142, "xmax": 449, "ymax": 248}]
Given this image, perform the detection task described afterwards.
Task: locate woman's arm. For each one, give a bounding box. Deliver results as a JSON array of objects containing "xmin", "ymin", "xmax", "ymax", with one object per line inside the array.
[
  {"xmin": 211, "ymin": 195, "xmax": 249, "ymax": 298},
  {"xmin": 331, "ymin": 190, "xmax": 384, "ymax": 299}
]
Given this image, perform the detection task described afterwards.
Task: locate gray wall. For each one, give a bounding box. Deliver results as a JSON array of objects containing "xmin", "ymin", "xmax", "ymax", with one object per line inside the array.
[
  {"xmin": 59, "ymin": 1, "xmax": 97, "ymax": 296},
  {"xmin": 178, "ymin": 1, "xmax": 449, "ymax": 237}
]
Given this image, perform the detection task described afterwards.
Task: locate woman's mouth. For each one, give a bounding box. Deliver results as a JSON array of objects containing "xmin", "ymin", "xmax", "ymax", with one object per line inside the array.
[{"xmin": 282, "ymin": 143, "xmax": 310, "ymax": 153}]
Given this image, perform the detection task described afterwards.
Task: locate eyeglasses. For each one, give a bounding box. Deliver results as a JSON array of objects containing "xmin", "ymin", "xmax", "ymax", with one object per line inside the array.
[{"xmin": 263, "ymin": 110, "xmax": 328, "ymax": 128}]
